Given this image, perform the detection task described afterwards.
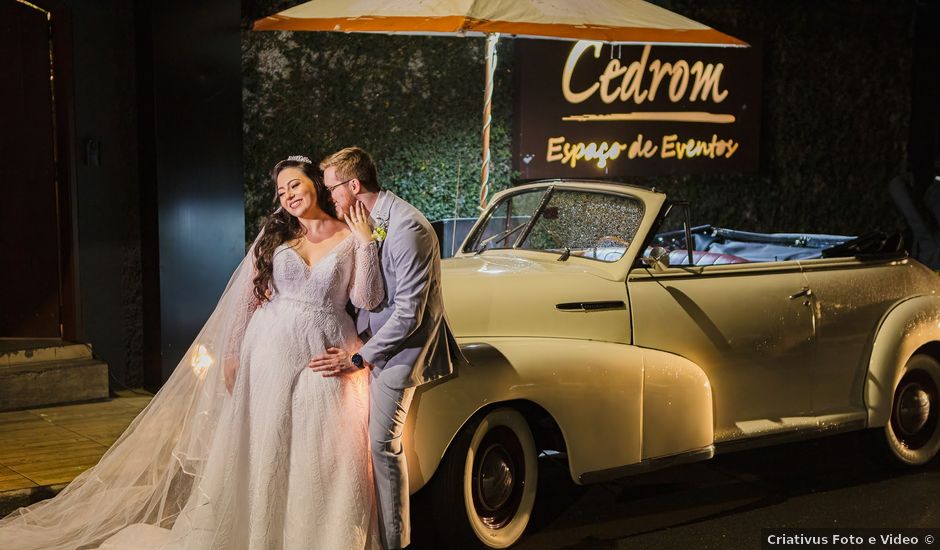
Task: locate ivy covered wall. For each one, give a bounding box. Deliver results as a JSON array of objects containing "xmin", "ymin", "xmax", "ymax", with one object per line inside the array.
[
  {"xmin": 242, "ymin": 27, "xmax": 514, "ymax": 237},
  {"xmin": 642, "ymin": 0, "xmax": 914, "ymax": 235},
  {"xmin": 243, "ymin": 0, "xmax": 914, "ymax": 238}
]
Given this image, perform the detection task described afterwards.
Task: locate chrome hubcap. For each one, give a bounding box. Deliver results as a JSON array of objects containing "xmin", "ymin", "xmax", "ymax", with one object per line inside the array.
[
  {"xmin": 897, "ymin": 383, "xmax": 931, "ymax": 436},
  {"xmin": 477, "ymin": 445, "xmax": 515, "ymax": 511},
  {"xmin": 472, "ymin": 425, "xmax": 526, "ymax": 529},
  {"xmin": 891, "ymin": 369, "xmax": 938, "ymax": 450}
]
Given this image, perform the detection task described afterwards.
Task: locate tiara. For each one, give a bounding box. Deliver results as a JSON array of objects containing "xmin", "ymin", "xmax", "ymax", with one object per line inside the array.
[{"xmin": 286, "ymin": 155, "xmax": 312, "ymax": 164}]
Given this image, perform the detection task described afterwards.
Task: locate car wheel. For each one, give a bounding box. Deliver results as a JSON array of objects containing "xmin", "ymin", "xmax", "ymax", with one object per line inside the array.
[
  {"xmin": 429, "ymin": 407, "xmax": 538, "ymax": 549},
  {"xmin": 881, "ymin": 353, "xmax": 940, "ymax": 466}
]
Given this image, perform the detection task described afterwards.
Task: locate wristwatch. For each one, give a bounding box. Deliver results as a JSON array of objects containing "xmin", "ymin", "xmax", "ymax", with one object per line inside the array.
[{"xmin": 351, "ymin": 353, "xmax": 365, "ymax": 369}]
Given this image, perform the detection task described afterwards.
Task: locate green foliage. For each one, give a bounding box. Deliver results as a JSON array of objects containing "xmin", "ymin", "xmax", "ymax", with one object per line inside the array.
[
  {"xmin": 242, "ymin": 31, "xmax": 514, "ymax": 237},
  {"xmin": 628, "ymin": 0, "xmax": 913, "ymax": 235},
  {"xmin": 244, "ymin": 0, "xmax": 914, "ymax": 239}
]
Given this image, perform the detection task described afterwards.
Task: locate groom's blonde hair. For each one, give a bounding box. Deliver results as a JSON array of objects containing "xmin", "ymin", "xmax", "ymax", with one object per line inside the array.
[{"xmin": 320, "ymin": 147, "xmax": 380, "ymax": 192}]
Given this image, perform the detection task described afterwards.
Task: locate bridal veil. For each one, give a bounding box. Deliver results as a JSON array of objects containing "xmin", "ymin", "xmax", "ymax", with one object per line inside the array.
[{"xmin": 0, "ymin": 240, "xmax": 261, "ymax": 550}]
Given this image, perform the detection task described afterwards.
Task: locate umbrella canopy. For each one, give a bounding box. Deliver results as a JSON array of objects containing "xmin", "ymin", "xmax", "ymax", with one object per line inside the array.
[
  {"xmin": 254, "ymin": 0, "xmax": 746, "ymax": 46},
  {"xmin": 254, "ymin": 1, "xmax": 747, "ymax": 207}
]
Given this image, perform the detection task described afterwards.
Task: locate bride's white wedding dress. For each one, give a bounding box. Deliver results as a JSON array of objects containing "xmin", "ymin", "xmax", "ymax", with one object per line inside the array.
[
  {"xmin": 135, "ymin": 235, "xmax": 384, "ymax": 550},
  {"xmin": 0, "ymin": 234, "xmax": 384, "ymax": 550}
]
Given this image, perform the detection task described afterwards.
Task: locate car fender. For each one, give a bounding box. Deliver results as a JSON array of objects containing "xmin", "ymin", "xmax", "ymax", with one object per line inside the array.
[
  {"xmin": 641, "ymin": 347, "xmax": 713, "ymax": 461},
  {"xmin": 866, "ymin": 294, "xmax": 940, "ymax": 427},
  {"xmin": 404, "ymin": 337, "xmax": 713, "ymax": 491}
]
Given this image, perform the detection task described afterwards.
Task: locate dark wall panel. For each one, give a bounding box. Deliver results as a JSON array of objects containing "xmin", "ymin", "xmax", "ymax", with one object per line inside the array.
[
  {"xmin": 910, "ymin": 0, "xmax": 940, "ymax": 194},
  {"xmin": 144, "ymin": 0, "xmax": 245, "ymax": 384},
  {"xmin": 64, "ymin": 0, "xmax": 143, "ymax": 387}
]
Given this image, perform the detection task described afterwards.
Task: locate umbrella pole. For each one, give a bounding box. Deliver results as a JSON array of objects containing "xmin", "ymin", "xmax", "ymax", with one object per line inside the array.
[{"xmin": 479, "ymin": 32, "xmax": 499, "ymax": 210}]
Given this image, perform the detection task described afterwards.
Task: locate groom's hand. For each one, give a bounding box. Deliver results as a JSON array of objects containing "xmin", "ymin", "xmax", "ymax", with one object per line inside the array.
[{"xmin": 308, "ymin": 347, "xmax": 355, "ymax": 377}]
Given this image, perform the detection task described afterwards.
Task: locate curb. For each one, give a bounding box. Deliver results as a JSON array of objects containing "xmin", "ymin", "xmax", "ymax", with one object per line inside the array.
[{"xmin": 0, "ymin": 484, "xmax": 67, "ymax": 517}]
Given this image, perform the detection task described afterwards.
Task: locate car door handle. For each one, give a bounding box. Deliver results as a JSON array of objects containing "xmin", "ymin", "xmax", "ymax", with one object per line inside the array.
[
  {"xmin": 789, "ymin": 287, "xmax": 812, "ymax": 300},
  {"xmin": 556, "ymin": 301, "xmax": 626, "ymax": 312}
]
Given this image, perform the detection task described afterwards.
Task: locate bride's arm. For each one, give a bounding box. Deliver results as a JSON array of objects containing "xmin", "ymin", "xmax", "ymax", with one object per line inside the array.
[
  {"xmin": 222, "ymin": 244, "xmax": 263, "ymax": 393},
  {"xmin": 349, "ymin": 238, "xmax": 383, "ymax": 311},
  {"xmin": 346, "ymin": 202, "xmax": 385, "ymax": 311}
]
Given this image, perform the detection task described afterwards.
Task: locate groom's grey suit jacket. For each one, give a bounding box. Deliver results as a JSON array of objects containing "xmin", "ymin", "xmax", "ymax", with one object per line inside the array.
[{"xmin": 356, "ymin": 190, "xmax": 457, "ymax": 388}]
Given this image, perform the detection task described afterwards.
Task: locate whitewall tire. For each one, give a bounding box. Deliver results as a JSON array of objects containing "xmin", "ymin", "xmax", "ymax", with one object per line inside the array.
[
  {"xmin": 430, "ymin": 407, "xmax": 538, "ymax": 549},
  {"xmin": 882, "ymin": 353, "xmax": 940, "ymax": 466}
]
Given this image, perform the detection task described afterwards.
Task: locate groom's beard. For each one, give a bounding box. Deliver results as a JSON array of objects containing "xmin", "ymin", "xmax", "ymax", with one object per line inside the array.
[{"xmin": 332, "ymin": 200, "xmax": 350, "ymax": 219}]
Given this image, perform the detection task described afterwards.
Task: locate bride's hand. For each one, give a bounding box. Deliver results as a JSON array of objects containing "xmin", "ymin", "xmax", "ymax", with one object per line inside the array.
[
  {"xmin": 223, "ymin": 356, "xmax": 238, "ymax": 394},
  {"xmin": 344, "ymin": 201, "xmax": 374, "ymax": 245}
]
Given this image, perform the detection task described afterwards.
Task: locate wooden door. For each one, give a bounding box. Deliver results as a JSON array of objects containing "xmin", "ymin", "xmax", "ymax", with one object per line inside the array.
[{"xmin": 0, "ymin": 0, "xmax": 62, "ymax": 336}]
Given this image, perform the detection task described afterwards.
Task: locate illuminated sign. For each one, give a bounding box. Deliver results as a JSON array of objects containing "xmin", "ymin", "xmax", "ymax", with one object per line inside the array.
[{"xmin": 514, "ymin": 40, "xmax": 761, "ymax": 179}]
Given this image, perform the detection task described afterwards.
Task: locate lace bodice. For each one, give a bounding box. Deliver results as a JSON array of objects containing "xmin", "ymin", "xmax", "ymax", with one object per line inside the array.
[
  {"xmin": 271, "ymin": 235, "xmax": 381, "ymax": 310},
  {"xmin": 225, "ymin": 235, "xmax": 383, "ymax": 363}
]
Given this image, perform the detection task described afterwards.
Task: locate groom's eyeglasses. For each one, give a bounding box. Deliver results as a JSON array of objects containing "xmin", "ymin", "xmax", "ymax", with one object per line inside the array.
[{"xmin": 326, "ymin": 179, "xmax": 354, "ymax": 193}]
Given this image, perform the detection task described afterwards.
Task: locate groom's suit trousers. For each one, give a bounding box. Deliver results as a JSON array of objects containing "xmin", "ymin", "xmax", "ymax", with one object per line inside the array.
[{"xmin": 370, "ymin": 373, "xmax": 415, "ymax": 549}]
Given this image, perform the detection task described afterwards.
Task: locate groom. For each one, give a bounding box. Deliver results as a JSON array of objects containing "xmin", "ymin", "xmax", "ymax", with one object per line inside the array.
[{"xmin": 309, "ymin": 147, "xmax": 456, "ymax": 549}]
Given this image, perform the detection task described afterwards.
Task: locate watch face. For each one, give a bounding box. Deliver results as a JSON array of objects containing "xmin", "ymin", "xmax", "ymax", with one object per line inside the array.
[{"xmin": 352, "ymin": 354, "xmax": 364, "ymax": 368}]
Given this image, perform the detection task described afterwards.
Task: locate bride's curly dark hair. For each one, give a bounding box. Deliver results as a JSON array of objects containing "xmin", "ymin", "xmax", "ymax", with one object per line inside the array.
[{"xmin": 253, "ymin": 158, "xmax": 337, "ymax": 302}]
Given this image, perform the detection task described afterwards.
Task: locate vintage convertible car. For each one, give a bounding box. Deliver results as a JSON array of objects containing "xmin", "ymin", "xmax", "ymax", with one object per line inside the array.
[{"xmin": 405, "ymin": 180, "xmax": 940, "ymax": 548}]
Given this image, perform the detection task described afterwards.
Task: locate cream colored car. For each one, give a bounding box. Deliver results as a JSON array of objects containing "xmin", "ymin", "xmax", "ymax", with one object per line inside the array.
[{"xmin": 405, "ymin": 180, "xmax": 940, "ymax": 548}]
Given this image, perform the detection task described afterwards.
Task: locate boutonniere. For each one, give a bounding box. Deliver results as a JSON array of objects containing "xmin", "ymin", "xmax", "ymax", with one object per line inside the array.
[{"xmin": 372, "ymin": 224, "xmax": 388, "ymax": 243}]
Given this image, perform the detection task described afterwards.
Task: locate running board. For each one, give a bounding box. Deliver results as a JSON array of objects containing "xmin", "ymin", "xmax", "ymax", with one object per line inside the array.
[
  {"xmin": 579, "ymin": 445, "xmax": 715, "ymax": 484},
  {"xmin": 714, "ymin": 418, "xmax": 867, "ymax": 455}
]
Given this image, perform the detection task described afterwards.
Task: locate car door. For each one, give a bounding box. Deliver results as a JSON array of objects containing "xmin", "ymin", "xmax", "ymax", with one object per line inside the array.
[
  {"xmin": 628, "ymin": 261, "xmax": 817, "ymax": 443},
  {"xmin": 799, "ymin": 256, "xmax": 930, "ymax": 418}
]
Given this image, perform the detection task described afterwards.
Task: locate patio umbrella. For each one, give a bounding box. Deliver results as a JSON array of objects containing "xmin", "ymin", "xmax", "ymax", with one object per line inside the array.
[{"xmin": 254, "ymin": 0, "xmax": 747, "ymax": 208}]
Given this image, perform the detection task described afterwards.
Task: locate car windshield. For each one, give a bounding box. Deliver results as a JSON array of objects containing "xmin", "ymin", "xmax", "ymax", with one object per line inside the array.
[{"xmin": 464, "ymin": 187, "xmax": 644, "ymax": 262}]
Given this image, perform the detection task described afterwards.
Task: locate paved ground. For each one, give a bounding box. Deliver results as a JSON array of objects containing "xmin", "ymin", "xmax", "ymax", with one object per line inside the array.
[
  {"xmin": 2, "ymin": 396, "xmax": 936, "ymax": 549},
  {"xmin": 508, "ymin": 433, "xmax": 940, "ymax": 550},
  {"xmin": 0, "ymin": 391, "xmax": 152, "ymax": 515}
]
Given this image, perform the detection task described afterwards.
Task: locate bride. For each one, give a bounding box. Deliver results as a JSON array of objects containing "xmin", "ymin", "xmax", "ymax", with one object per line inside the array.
[{"xmin": 0, "ymin": 156, "xmax": 385, "ymax": 549}]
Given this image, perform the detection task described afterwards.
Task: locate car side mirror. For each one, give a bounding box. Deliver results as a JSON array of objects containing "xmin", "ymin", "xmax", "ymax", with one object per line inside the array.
[{"xmin": 641, "ymin": 246, "xmax": 671, "ymax": 272}]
